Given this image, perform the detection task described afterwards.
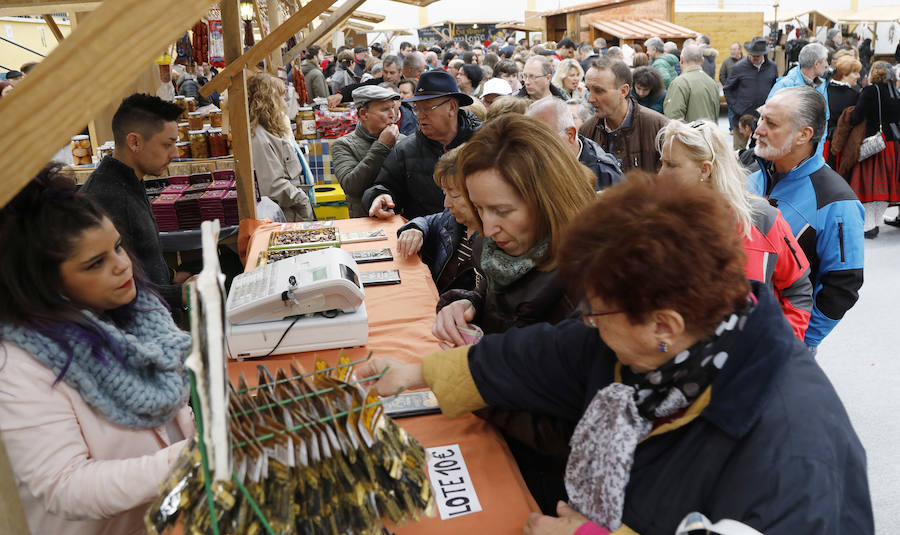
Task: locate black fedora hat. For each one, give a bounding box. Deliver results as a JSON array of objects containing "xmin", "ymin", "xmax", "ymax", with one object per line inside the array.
[
  {"xmin": 404, "ymin": 70, "xmax": 474, "ymax": 106},
  {"xmin": 744, "ymin": 37, "xmax": 771, "ymax": 56}
]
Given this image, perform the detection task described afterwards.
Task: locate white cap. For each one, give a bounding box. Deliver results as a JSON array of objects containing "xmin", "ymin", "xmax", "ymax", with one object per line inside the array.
[{"xmin": 481, "ymin": 78, "xmax": 513, "ymax": 98}]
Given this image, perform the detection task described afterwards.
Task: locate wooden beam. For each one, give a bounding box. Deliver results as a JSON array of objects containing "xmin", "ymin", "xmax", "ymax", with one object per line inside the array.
[
  {"xmin": 0, "ymin": 1, "xmax": 100, "ymax": 17},
  {"xmin": 42, "ymin": 14, "xmax": 65, "ymax": 42},
  {"xmin": 281, "ymin": 0, "xmax": 365, "ymax": 65},
  {"xmin": 222, "ymin": 0, "xmax": 256, "ymax": 221},
  {"xmin": 0, "ymin": 0, "xmax": 217, "ymax": 210},
  {"xmin": 266, "ymin": 0, "xmax": 284, "ymax": 70},
  {"xmin": 322, "ymin": 6, "xmax": 385, "ymax": 24},
  {"xmin": 200, "ymin": 0, "xmax": 339, "ymax": 98}
]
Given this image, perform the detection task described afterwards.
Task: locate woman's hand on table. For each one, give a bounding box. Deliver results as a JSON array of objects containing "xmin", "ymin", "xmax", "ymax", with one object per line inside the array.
[
  {"xmin": 397, "ymin": 229, "xmax": 424, "ymax": 257},
  {"xmin": 523, "ymin": 501, "xmax": 595, "ymax": 535},
  {"xmin": 433, "ymin": 299, "xmax": 475, "ymax": 349},
  {"xmin": 355, "ymin": 357, "xmax": 426, "ymax": 396}
]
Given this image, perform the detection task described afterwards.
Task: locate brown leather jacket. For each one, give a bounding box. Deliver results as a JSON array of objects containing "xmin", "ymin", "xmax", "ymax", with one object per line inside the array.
[
  {"xmin": 830, "ymin": 105, "xmax": 867, "ymax": 179},
  {"xmin": 578, "ymin": 96, "xmax": 669, "ymax": 174}
]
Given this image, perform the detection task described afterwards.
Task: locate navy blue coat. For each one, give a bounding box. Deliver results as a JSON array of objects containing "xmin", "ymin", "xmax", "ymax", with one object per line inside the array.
[
  {"xmin": 466, "ymin": 282, "xmax": 873, "ymax": 534},
  {"xmin": 578, "ymin": 134, "xmax": 624, "ymax": 191},
  {"xmin": 398, "ymin": 209, "xmax": 477, "ymax": 293},
  {"xmin": 723, "ymin": 56, "xmax": 779, "ymax": 118}
]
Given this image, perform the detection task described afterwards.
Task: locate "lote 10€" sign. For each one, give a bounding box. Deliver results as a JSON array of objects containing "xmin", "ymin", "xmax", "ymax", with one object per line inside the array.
[{"xmin": 425, "ymin": 444, "xmax": 483, "ymax": 520}]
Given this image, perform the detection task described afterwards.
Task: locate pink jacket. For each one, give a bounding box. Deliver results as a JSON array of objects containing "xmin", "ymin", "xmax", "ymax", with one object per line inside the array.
[{"xmin": 0, "ymin": 342, "xmax": 194, "ymax": 535}]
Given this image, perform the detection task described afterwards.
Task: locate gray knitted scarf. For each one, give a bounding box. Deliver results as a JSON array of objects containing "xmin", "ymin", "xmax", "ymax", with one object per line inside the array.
[
  {"xmin": 479, "ymin": 238, "xmax": 550, "ymax": 289},
  {"xmin": 0, "ymin": 290, "xmax": 191, "ymax": 429}
]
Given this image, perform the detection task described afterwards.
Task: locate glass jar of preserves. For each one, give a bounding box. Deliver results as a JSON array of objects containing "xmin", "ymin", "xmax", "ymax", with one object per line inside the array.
[
  {"xmin": 173, "ymin": 95, "xmax": 187, "ymax": 120},
  {"xmin": 97, "ymin": 141, "xmax": 115, "ymax": 160},
  {"xmin": 297, "ymin": 107, "xmax": 316, "ymax": 140},
  {"xmin": 177, "ymin": 122, "xmax": 190, "ymax": 140},
  {"xmin": 207, "ymin": 128, "xmax": 227, "ymax": 157},
  {"xmin": 71, "ymin": 135, "xmax": 93, "ymax": 165},
  {"xmin": 188, "ymin": 111, "xmax": 204, "ymax": 131},
  {"xmin": 208, "ymin": 110, "xmax": 222, "ymax": 128},
  {"xmin": 176, "ymin": 141, "xmax": 191, "ymax": 159},
  {"xmin": 188, "ymin": 130, "xmax": 209, "ymax": 159},
  {"xmin": 185, "ymin": 97, "xmax": 196, "ymax": 113}
]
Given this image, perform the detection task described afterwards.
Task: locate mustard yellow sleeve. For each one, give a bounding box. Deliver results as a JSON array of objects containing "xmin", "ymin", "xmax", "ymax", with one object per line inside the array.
[{"xmin": 421, "ymin": 346, "xmax": 487, "ymax": 418}]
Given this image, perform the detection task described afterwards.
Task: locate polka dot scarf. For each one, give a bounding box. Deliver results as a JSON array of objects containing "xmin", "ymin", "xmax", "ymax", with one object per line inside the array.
[{"xmin": 564, "ymin": 300, "xmax": 754, "ymax": 530}]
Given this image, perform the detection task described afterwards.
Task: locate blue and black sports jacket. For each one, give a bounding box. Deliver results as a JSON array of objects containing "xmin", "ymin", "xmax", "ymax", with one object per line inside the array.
[{"xmin": 748, "ymin": 154, "xmax": 864, "ymax": 346}]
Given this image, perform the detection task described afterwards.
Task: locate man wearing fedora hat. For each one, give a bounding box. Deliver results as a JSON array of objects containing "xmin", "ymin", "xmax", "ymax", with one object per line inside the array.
[
  {"xmin": 363, "ymin": 70, "xmax": 481, "ymax": 220},
  {"xmin": 723, "ymin": 37, "xmax": 779, "ymax": 150},
  {"xmin": 331, "ymin": 86, "xmax": 404, "ymax": 218}
]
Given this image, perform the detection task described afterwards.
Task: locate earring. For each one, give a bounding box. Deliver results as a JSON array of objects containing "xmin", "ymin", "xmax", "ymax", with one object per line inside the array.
[{"xmin": 658, "ymin": 341, "xmax": 668, "ymax": 353}]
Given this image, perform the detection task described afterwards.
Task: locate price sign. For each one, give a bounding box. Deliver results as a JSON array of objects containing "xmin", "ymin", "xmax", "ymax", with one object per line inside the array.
[{"xmin": 425, "ymin": 444, "xmax": 482, "ymax": 520}]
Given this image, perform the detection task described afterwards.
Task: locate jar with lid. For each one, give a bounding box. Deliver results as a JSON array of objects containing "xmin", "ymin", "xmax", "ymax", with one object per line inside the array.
[
  {"xmin": 184, "ymin": 97, "xmax": 197, "ymax": 113},
  {"xmin": 71, "ymin": 135, "xmax": 93, "ymax": 165},
  {"xmin": 188, "ymin": 130, "xmax": 209, "ymax": 159},
  {"xmin": 188, "ymin": 111, "xmax": 204, "ymax": 131},
  {"xmin": 97, "ymin": 141, "xmax": 115, "ymax": 160},
  {"xmin": 208, "ymin": 110, "xmax": 222, "ymax": 128},
  {"xmin": 297, "ymin": 107, "xmax": 316, "ymax": 140},
  {"xmin": 173, "ymin": 95, "xmax": 187, "ymax": 119},
  {"xmin": 207, "ymin": 128, "xmax": 227, "ymax": 157},
  {"xmin": 176, "ymin": 141, "xmax": 192, "ymax": 159},
  {"xmin": 177, "ymin": 122, "xmax": 190, "ymax": 140}
]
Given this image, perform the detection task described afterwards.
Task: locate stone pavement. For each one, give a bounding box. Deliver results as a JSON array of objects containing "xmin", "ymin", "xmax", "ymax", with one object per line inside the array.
[{"xmin": 817, "ymin": 206, "xmax": 900, "ymax": 534}]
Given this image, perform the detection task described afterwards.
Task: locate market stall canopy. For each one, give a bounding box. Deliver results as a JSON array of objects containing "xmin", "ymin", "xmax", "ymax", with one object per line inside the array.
[
  {"xmin": 539, "ymin": 0, "xmax": 636, "ymax": 17},
  {"xmin": 764, "ymin": 9, "xmax": 840, "ymax": 24},
  {"xmin": 0, "ymin": 1, "xmax": 101, "ymax": 17},
  {"xmin": 587, "ymin": 17, "xmax": 698, "ymax": 40},
  {"xmin": 834, "ymin": 7, "xmax": 900, "ymax": 23},
  {"xmin": 496, "ymin": 21, "xmax": 543, "ymax": 33}
]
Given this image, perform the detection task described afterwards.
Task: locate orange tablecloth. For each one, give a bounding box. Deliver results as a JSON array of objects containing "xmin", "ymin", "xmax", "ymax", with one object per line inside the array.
[{"xmin": 229, "ymin": 216, "xmax": 538, "ymax": 534}]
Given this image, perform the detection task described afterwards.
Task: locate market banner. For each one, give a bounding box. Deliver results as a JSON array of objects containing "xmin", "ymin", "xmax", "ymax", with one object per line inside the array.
[
  {"xmin": 417, "ymin": 23, "xmax": 507, "ymax": 47},
  {"xmin": 208, "ymin": 19, "xmax": 224, "ymax": 68}
]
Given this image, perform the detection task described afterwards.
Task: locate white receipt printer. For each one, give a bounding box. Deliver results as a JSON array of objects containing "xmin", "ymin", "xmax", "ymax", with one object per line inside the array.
[{"xmin": 225, "ymin": 248, "xmax": 368, "ymax": 358}]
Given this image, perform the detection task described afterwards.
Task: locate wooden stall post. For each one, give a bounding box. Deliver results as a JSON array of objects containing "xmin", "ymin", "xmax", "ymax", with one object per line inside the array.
[
  {"xmin": 222, "ymin": 0, "xmax": 256, "ymax": 221},
  {"xmin": 0, "ymin": 433, "xmax": 29, "ymax": 534},
  {"xmin": 266, "ymin": 0, "xmax": 284, "ymax": 70},
  {"xmin": 42, "ymin": 14, "xmax": 65, "ymax": 42}
]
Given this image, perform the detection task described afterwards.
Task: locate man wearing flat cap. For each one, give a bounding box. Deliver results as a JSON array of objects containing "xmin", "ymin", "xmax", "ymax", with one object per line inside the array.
[
  {"xmin": 331, "ymin": 86, "xmax": 404, "ymax": 217},
  {"xmin": 363, "ymin": 70, "xmax": 482, "ymax": 220},
  {"xmin": 352, "ymin": 46, "xmax": 368, "ymax": 79},
  {"xmin": 723, "ymin": 37, "xmax": 779, "ymax": 150}
]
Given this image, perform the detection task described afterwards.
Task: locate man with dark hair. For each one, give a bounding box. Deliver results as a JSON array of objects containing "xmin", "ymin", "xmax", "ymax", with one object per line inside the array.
[
  {"xmin": 723, "ymin": 37, "xmax": 778, "ymax": 149},
  {"xmin": 748, "ymin": 86, "xmax": 864, "ymax": 353},
  {"xmin": 494, "ymin": 59, "xmax": 521, "ymax": 91},
  {"xmin": 327, "ymin": 54, "xmax": 403, "ymax": 106},
  {"xmin": 363, "ymin": 70, "xmax": 481, "ymax": 220},
  {"xmin": 81, "ymin": 93, "xmax": 189, "ymax": 315},
  {"xmin": 399, "ymin": 41, "xmax": 414, "ymax": 57},
  {"xmin": 556, "ymin": 37, "xmax": 576, "ymax": 59},
  {"xmin": 579, "ymin": 58, "xmax": 668, "ymax": 173}
]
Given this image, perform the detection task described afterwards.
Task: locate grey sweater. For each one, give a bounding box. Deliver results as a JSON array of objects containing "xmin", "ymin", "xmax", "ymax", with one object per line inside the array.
[{"xmin": 330, "ymin": 124, "xmax": 404, "ymax": 217}]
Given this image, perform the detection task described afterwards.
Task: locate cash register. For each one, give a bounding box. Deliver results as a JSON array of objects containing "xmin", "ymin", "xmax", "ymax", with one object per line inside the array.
[{"xmin": 225, "ymin": 247, "xmax": 368, "ymax": 359}]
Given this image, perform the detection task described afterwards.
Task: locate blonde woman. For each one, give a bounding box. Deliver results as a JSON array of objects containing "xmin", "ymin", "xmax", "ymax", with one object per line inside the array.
[
  {"xmin": 248, "ymin": 72, "xmax": 315, "ymax": 222},
  {"xmin": 656, "ymin": 119, "xmax": 812, "ymax": 339},
  {"xmin": 552, "ymin": 58, "xmax": 586, "ymax": 100}
]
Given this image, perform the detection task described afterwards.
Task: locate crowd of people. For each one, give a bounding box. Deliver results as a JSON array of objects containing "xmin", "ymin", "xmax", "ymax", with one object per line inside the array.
[{"xmin": 2, "ymin": 26, "xmax": 897, "ymax": 535}]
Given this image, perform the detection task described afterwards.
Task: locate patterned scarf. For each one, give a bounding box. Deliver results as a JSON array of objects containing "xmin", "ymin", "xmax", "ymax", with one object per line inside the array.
[
  {"xmin": 0, "ymin": 290, "xmax": 192, "ymax": 429},
  {"xmin": 564, "ymin": 300, "xmax": 754, "ymax": 530},
  {"xmin": 479, "ymin": 238, "xmax": 549, "ymax": 289}
]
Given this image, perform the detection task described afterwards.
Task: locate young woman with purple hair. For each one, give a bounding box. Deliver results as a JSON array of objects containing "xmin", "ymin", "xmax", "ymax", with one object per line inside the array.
[{"xmin": 0, "ymin": 164, "xmax": 193, "ymax": 535}]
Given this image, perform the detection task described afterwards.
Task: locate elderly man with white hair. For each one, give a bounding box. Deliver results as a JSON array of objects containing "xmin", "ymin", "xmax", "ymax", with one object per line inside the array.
[
  {"xmin": 526, "ymin": 97, "xmax": 623, "ymax": 190},
  {"xmin": 748, "ymin": 86, "xmax": 863, "ymax": 353},
  {"xmin": 766, "ymin": 42, "xmax": 830, "ymax": 154},
  {"xmin": 663, "ymin": 44, "xmax": 720, "ymax": 122},
  {"xmin": 644, "ymin": 36, "xmax": 678, "ymax": 87}
]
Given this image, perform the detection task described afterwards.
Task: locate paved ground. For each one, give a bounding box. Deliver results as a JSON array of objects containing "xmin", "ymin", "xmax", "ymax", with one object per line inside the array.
[
  {"xmin": 716, "ymin": 113, "xmax": 898, "ymax": 532},
  {"xmin": 817, "ymin": 207, "xmax": 900, "ymax": 534}
]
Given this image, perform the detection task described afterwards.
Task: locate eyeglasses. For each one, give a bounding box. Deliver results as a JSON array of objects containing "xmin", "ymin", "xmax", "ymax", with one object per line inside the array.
[
  {"xmin": 580, "ymin": 301, "xmax": 622, "ymax": 327},
  {"xmin": 522, "ymin": 74, "xmax": 548, "ymax": 82},
  {"xmin": 413, "ymin": 98, "xmax": 452, "ymax": 115}
]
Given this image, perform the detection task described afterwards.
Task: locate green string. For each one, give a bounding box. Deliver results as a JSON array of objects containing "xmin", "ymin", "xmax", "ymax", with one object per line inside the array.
[
  {"xmin": 231, "ymin": 368, "xmax": 387, "ymax": 419},
  {"xmin": 234, "ymin": 351, "xmax": 374, "ymax": 394},
  {"xmin": 233, "ymin": 388, "xmax": 397, "ymax": 449},
  {"xmin": 188, "ymin": 369, "xmax": 220, "ymax": 535}
]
